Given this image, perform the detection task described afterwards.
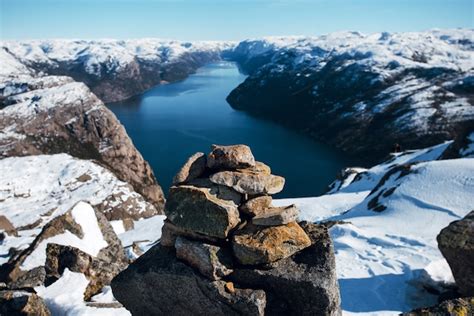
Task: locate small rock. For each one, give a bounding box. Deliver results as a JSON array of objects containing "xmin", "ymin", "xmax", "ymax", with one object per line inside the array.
[
  {"xmin": 232, "ymin": 222, "xmax": 311, "ymax": 265},
  {"xmin": 402, "ymin": 297, "xmax": 474, "ymax": 316},
  {"xmin": 0, "ymin": 215, "xmax": 18, "ymax": 237},
  {"xmin": 252, "ymin": 205, "xmax": 299, "ymax": 226},
  {"xmin": 173, "ymin": 152, "xmax": 207, "ymax": 185},
  {"xmin": 437, "ymin": 210, "xmax": 474, "ymax": 296},
  {"xmin": 225, "ymin": 282, "xmax": 235, "ymax": 293},
  {"xmin": 165, "ymin": 185, "xmax": 240, "ymax": 239},
  {"xmin": 160, "ymin": 219, "xmax": 220, "ymax": 247},
  {"xmin": 122, "ymin": 218, "xmax": 135, "ymax": 231},
  {"xmin": 210, "ymin": 171, "xmax": 285, "ymax": 195},
  {"xmin": 207, "ymin": 144, "xmax": 255, "ymax": 170},
  {"xmin": 237, "ymin": 161, "xmax": 271, "ymax": 175},
  {"xmin": 240, "ymin": 196, "xmax": 272, "ymax": 217},
  {"xmin": 175, "ymin": 237, "xmax": 233, "ymax": 280},
  {"xmin": 0, "ymin": 290, "xmax": 51, "ymax": 316}
]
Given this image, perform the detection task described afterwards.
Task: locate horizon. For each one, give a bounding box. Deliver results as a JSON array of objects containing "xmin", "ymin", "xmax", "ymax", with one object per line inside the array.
[{"xmin": 1, "ymin": 0, "xmax": 472, "ymax": 41}]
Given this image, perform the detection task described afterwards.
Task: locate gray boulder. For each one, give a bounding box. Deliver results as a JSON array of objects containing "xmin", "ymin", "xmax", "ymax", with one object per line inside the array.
[{"xmin": 437, "ymin": 211, "xmax": 474, "ymax": 296}]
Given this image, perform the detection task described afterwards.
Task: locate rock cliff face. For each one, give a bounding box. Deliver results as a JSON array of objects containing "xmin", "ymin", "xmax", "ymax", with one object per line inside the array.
[
  {"xmin": 0, "ymin": 75, "xmax": 165, "ymax": 212},
  {"xmin": 226, "ymin": 30, "xmax": 474, "ymax": 163},
  {"xmin": 112, "ymin": 145, "xmax": 341, "ymax": 315}
]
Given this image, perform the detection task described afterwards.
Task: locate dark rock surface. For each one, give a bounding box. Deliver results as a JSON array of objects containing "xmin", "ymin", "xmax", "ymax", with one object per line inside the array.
[
  {"xmin": 0, "ymin": 289, "xmax": 51, "ymax": 316},
  {"xmin": 402, "ymin": 297, "xmax": 474, "ymax": 316},
  {"xmin": 437, "ymin": 211, "xmax": 474, "ymax": 296}
]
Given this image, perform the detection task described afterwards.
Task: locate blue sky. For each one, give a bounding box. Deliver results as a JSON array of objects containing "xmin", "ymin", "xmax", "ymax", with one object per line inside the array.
[{"xmin": 1, "ymin": 0, "xmax": 472, "ymax": 40}]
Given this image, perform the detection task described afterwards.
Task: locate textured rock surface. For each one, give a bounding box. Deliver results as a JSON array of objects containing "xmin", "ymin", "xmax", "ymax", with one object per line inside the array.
[
  {"xmin": 160, "ymin": 219, "xmax": 221, "ymax": 247},
  {"xmin": 207, "ymin": 144, "xmax": 256, "ymax": 170},
  {"xmin": 172, "ymin": 152, "xmax": 207, "ymax": 185},
  {"xmin": 0, "ymin": 290, "xmax": 51, "ymax": 316},
  {"xmin": 252, "ymin": 205, "xmax": 299, "ymax": 226},
  {"xmin": 165, "ymin": 185, "xmax": 240, "ymax": 239},
  {"xmin": 403, "ymin": 297, "xmax": 474, "ymax": 316},
  {"xmin": 0, "ymin": 75, "xmax": 165, "ymax": 214},
  {"xmin": 437, "ymin": 211, "xmax": 474, "ymax": 296},
  {"xmin": 175, "ymin": 237, "xmax": 233, "ymax": 280},
  {"xmin": 111, "ymin": 244, "xmax": 266, "ymax": 316},
  {"xmin": 232, "ymin": 222, "xmax": 311, "ymax": 265},
  {"xmin": 0, "ymin": 215, "xmax": 17, "ymax": 237},
  {"xmin": 240, "ymin": 196, "xmax": 273, "ymax": 217},
  {"xmin": 231, "ymin": 222, "xmax": 341, "ymax": 315},
  {"xmin": 210, "ymin": 171, "xmax": 285, "ymax": 195}
]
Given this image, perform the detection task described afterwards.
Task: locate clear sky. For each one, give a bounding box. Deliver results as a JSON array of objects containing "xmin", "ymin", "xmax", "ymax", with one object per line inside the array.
[{"xmin": 1, "ymin": 0, "xmax": 472, "ymax": 40}]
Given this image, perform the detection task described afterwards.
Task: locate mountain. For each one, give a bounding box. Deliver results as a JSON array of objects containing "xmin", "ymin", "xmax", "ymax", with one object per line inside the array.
[{"xmin": 226, "ymin": 29, "xmax": 474, "ymax": 163}]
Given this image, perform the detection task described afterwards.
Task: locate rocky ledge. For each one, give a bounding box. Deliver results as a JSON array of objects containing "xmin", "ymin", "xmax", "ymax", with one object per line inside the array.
[{"xmin": 111, "ymin": 144, "xmax": 341, "ymax": 315}]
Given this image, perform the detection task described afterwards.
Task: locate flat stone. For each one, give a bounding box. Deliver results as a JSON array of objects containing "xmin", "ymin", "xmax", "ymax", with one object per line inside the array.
[
  {"xmin": 252, "ymin": 205, "xmax": 299, "ymax": 226},
  {"xmin": 230, "ymin": 222, "xmax": 341, "ymax": 315},
  {"xmin": 207, "ymin": 144, "xmax": 255, "ymax": 170},
  {"xmin": 111, "ymin": 245, "xmax": 266, "ymax": 316},
  {"xmin": 437, "ymin": 210, "xmax": 474, "ymax": 296},
  {"xmin": 240, "ymin": 196, "xmax": 273, "ymax": 217},
  {"xmin": 164, "ymin": 185, "xmax": 240, "ymax": 239},
  {"xmin": 173, "ymin": 152, "xmax": 207, "ymax": 185},
  {"xmin": 0, "ymin": 290, "xmax": 51, "ymax": 316},
  {"xmin": 175, "ymin": 237, "xmax": 233, "ymax": 280},
  {"xmin": 209, "ymin": 171, "xmax": 285, "ymax": 195},
  {"xmin": 232, "ymin": 222, "xmax": 311, "ymax": 265},
  {"xmin": 160, "ymin": 219, "xmax": 221, "ymax": 247},
  {"xmin": 187, "ymin": 178, "xmax": 243, "ymax": 205},
  {"xmin": 236, "ymin": 161, "xmax": 271, "ymax": 175}
]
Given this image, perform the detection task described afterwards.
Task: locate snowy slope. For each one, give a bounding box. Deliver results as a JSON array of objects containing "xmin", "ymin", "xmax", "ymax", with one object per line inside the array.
[{"xmin": 274, "ymin": 143, "xmax": 474, "ymax": 315}]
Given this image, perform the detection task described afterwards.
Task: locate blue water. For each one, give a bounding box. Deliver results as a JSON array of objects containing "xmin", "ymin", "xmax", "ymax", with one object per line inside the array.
[{"xmin": 108, "ymin": 62, "xmax": 353, "ymax": 198}]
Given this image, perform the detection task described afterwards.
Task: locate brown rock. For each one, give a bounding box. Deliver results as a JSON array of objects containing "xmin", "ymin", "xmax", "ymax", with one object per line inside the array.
[
  {"xmin": 172, "ymin": 152, "xmax": 207, "ymax": 185},
  {"xmin": 0, "ymin": 290, "xmax": 51, "ymax": 316},
  {"xmin": 252, "ymin": 205, "xmax": 299, "ymax": 226},
  {"xmin": 210, "ymin": 171, "xmax": 285, "ymax": 195},
  {"xmin": 165, "ymin": 186, "xmax": 240, "ymax": 239},
  {"xmin": 122, "ymin": 218, "xmax": 135, "ymax": 231},
  {"xmin": 160, "ymin": 219, "xmax": 220, "ymax": 247},
  {"xmin": 403, "ymin": 297, "xmax": 474, "ymax": 316},
  {"xmin": 187, "ymin": 178, "xmax": 243, "ymax": 205},
  {"xmin": 232, "ymin": 222, "xmax": 311, "ymax": 265},
  {"xmin": 207, "ymin": 144, "xmax": 255, "ymax": 170},
  {"xmin": 225, "ymin": 282, "xmax": 235, "ymax": 293},
  {"xmin": 0, "ymin": 215, "xmax": 17, "ymax": 237},
  {"xmin": 175, "ymin": 237, "xmax": 233, "ymax": 280},
  {"xmin": 237, "ymin": 161, "xmax": 271, "ymax": 175},
  {"xmin": 240, "ymin": 196, "xmax": 273, "ymax": 217}
]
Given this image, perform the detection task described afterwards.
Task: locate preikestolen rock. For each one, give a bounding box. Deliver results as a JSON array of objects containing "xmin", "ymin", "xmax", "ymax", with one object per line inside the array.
[
  {"xmin": 240, "ymin": 196, "xmax": 273, "ymax": 217},
  {"xmin": 175, "ymin": 237, "xmax": 233, "ymax": 280},
  {"xmin": 160, "ymin": 219, "xmax": 221, "ymax": 247},
  {"xmin": 207, "ymin": 144, "xmax": 256, "ymax": 170},
  {"xmin": 173, "ymin": 152, "xmax": 207, "ymax": 185},
  {"xmin": 111, "ymin": 244, "xmax": 266, "ymax": 316},
  {"xmin": 210, "ymin": 171, "xmax": 285, "ymax": 195},
  {"xmin": 402, "ymin": 297, "xmax": 474, "ymax": 316},
  {"xmin": 232, "ymin": 222, "xmax": 311, "ymax": 265},
  {"xmin": 230, "ymin": 222, "xmax": 341, "ymax": 315},
  {"xmin": 165, "ymin": 185, "xmax": 240, "ymax": 239},
  {"xmin": 437, "ymin": 210, "xmax": 474, "ymax": 296},
  {"xmin": 0, "ymin": 289, "xmax": 51, "ymax": 316},
  {"xmin": 252, "ymin": 205, "xmax": 299, "ymax": 226}
]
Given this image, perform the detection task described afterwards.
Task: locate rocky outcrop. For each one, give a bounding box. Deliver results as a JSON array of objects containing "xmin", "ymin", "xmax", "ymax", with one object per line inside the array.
[
  {"xmin": 437, "ymin": 211, "xmax": 474, "ymax": 296},
  {"xmin": 403, "ymin": 297, "xmax": 474, "ymax": 316},
  {"xmin": 226, "ymin": 30, "xmax": 474, "ymax": 163},
  {"xmin": 0, "ymin": 202, "xmax": 128, "ymax": 300},
  {"xmin": 0, "ymin": 76, "xmax": 165, "ymax": 214},
  {"xmin": 0, "ymin": 289, "xmax": 51, "ymax": 316},
  {"xmin": 112, "ymin": 144, "xmax": 341, "ymax": 315}
]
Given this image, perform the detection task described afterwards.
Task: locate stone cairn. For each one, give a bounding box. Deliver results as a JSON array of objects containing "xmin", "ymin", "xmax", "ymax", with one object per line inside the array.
[
  {"xmin": 112, "ymin": 144, "xmax": 341, "ymax": 315},
  {"xmin": 162, "ymin": 144, "xmax": 311, "ymax": 266}
]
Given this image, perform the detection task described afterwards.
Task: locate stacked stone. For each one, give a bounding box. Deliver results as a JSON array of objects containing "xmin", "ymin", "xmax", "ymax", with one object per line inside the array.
[{"xmin": 162, "ymin": 144, "xmax": 311, "ymax": 267}]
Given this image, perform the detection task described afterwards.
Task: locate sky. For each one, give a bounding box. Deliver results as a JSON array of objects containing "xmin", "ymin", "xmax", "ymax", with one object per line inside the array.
[{"xmin": 1, "ymin": 0, "xmax": 472, "ymax": 40}]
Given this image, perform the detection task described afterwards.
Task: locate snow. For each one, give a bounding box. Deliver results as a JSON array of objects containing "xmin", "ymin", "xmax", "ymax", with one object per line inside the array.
[
  {"xmin": 460, "ymin": 132, "xmax": 474, "ymax": 158},
  {"xmin": 20, "ymin": 202, "xmax": 108, "ymax": 270},
  {"xmin": 36, "ymin": 269, "xmax": 130, "ymax": 316}
]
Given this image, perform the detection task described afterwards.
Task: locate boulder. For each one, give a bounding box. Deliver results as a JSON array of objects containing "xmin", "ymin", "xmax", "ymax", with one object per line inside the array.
[
  {"xmin": 437, "ymin": 211, "xmax": 474, "ymax": 296},
  {"xmin": 210, "ymin": 171, "xmax": 285, "ymax": 195},
  {"xmin": 0, "ymin": 290, "xmax": 51, "ymax": 316},
  {"xmin": 111, "ymin": 244, "xmax": 266, "ymax": 316},
  {"xmin": 240, "ymin": 196, "xmax": 273, "ymax": 217},
  {"xmin": 232, "ymin": 222, "xmax": 311, "ymax": 265},
  {"xmin": 403, "ymin": 297, "xmax": 474, "ymax": 316},
  {"xmin": 252, "ymin": 205, "xmax": 299, "ymax": 226},
  {"xmin": 207, "ymin": 144, "xmax": 256, "ymax": 170},
  {"xmin": 165, "ymin": 185, "xmax": 240, "ymax": 239},
  {"xmin": 230, "ymin": 222, "xmax": 341, "ymax": 315},
  {"xmin": 175, "ymin": 237, "xmax": 233, "ymax": 280},
  {"xmin": 173, "ymin": 152, "xmax": 207, "ymax": 185}
]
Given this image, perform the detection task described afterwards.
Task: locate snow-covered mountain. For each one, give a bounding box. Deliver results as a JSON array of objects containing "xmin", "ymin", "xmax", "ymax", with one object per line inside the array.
[
  {"xmin": 226, "ymin": 29, "xmax": 474, "ymax": 163},
  {"xmin": 2, "ymin": 39, "xmax": 234, "ymax": 102}
]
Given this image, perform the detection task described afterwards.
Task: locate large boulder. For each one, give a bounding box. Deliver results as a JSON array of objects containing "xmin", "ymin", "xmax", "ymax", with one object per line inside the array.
[
  {"xmin": 231, "ymin": 222, "xmax": 311, "ymax": 265},
  {"xmin": 437, "ymin": 211, "xmax": 474, "ymax": 296},
  {"xmin": 165, "ymin": 185, "xmax": 240, "ymax": 239},
  {"xmin": 111, "ymin": 244, "xmax": 266, "ymax": 316},
  {"xmin": 207, "ymin": 144, "xmax": 256, "ymax": 170},
  {"xmin": 0, "ymin": 289, "xmax": 51, "ymax": 316},
  {"xmin": 230, "ymin": 222, "xmax": 341, "ymax": 315}
]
